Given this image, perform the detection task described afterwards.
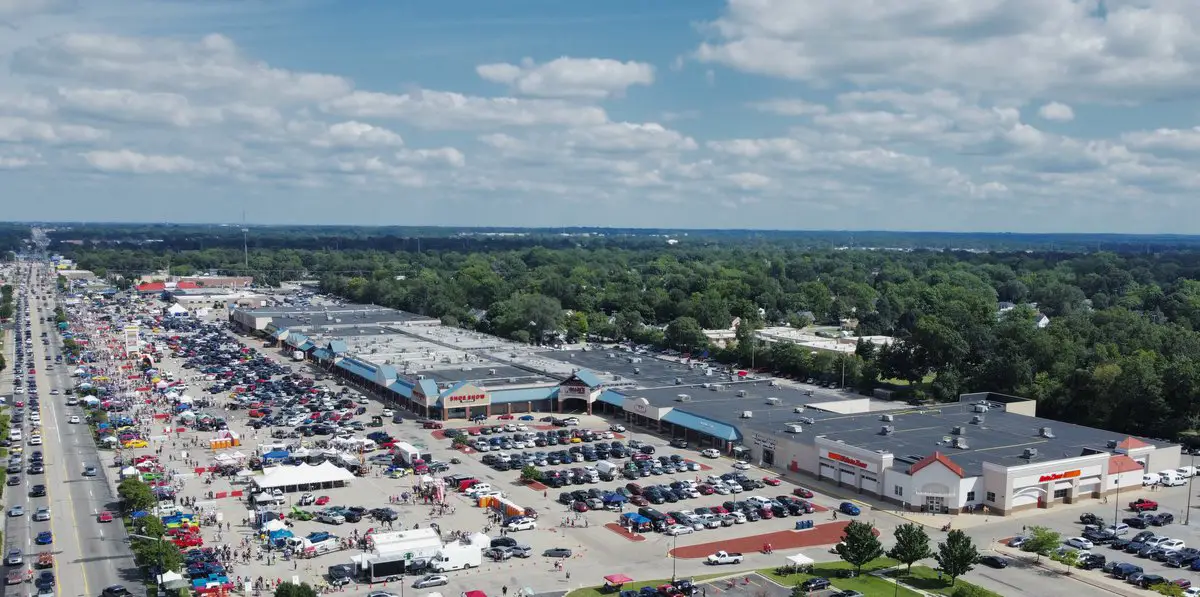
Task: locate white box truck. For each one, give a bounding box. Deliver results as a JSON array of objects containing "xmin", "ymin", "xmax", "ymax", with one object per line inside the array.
[
  {"xmin": 430, "ymin": 543, "xmax": 482, "ymax": 572},
  {"xmin": 292, "ymin": 350, "xmax": 305, "ymax": 361},
  {"xmin": 595, "ymin": 461, "xmax": 618, "ymax": 477}
]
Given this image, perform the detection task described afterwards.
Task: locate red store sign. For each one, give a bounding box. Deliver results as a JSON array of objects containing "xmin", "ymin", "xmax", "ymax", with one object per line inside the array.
[
  {"xmin": 1038, "ymin": 469, "xmax": 1081, "ymax": 483},
  {"xmin": 448, "ymin": 393, "xmax": 488, "ymax": 403},
  {"xmin": 828, "ymin": 452, "xmax": 869, "ymax": 469}
]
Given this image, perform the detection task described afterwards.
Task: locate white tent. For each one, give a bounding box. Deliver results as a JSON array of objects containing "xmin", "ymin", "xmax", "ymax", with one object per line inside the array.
[
  {"xmin": 786, "ymin": 553, "xmax": 815, "ymax": 567},
  {"xmin": 252, "ymin": 462, "xmax": 354, "ymax": 491},
  {"xmin": 167, "ymin": 304, "xmax": 189, "ymax": 317}
]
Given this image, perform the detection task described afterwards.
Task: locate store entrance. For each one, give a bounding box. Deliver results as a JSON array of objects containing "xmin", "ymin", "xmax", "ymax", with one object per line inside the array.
[
  {"xmin": 924, "ymin": 496, "xmax": 945, "ymax": 513},
  {"xmin": 761, "ymin": 449, "xmax": 775, "ymax": 466}
]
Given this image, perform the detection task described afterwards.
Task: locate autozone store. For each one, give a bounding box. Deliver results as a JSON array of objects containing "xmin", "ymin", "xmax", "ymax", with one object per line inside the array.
[
  {"xmin": 814, "ymin": 438, "xmax": 893, "ymax": 497},
  {"xmin": 983, "ymin": 453, "xmax": 1111, "ymax": 514}
]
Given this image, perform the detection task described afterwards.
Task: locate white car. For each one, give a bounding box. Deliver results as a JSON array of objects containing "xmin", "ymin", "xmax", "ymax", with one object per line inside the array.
[
  {"xmin": 28, "ymin": 437, "xmax": 41, "ymax": 446},
  {"xmin": 665, "ymin": 524, "xmax": 693, "ymax": 536},
  {"xmin": 733, "ymin": 461, "xmax": 752, "ymax": 470},
  {"xmin": 506, "ymin": 519, "xmax": 537, "ymax": 531},
  {"xmin": 712, "ymin": 484, "xmax": 730, "ymax": 495},
  {"xmin": 381, "ymin": 409, "xmax": 393, "ymax": 417},
  {"xmin": 701, "ymin": 449, "xmax": 720, "ymax": 458},
  {"xmin": 68, "ymin": 416, "xmax": 80, "ymax": 424},
  {"xmin": 610, "ymin": 424, "xmax": 626, "ymax": 432},
  {"xmin": 1065, "ymin": 537, "xmax": 1093, "ymax": 550}
]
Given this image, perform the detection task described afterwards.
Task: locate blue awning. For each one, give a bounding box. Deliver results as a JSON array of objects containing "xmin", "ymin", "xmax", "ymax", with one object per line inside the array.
[
  {"xmin": 597, "ymin": 390, "xmax": 625, "ymax": 406},
  {"xmin": 311, "ymin": 348, "xmax": 331, "ymax": 361},
  {"xmin": 388, "ymin": 380, "xmax": 414, "ymax": 398},
  {"xmin": 297, "ymin": 341, "xmax": 315, "ymax": 351},
  {"xmin": 336, "ymin": 357, "xmax": 378, "ymax": 382},
  {"xmin": 492, "ymin": 386, "xmax": 557, "ymax": 404},
  {"xmin": 661, "ymin": 409, "xmax": 741, "ymax": 441}
]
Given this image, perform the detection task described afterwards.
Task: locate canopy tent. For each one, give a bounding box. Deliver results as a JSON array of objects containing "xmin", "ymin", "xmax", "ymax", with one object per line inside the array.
[
  {"xmin": 167, "ymin": 304, "xmax": 189, "ymax": 317},
  {"xmin": 786, "ymin": 553, "xmax": 815, "ymax": 567},
  {"xmin": 604, "ymin": 574, "xmax": 634, "ymax": 585},
  {"xmin": 252, "ymin": 462, "xmax": 354, "ymax": 491}
]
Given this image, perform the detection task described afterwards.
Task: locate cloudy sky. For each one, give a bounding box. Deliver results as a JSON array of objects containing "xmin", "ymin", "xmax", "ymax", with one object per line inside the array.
[{"xmin": 3, "ymin": 0, "xmax": 1200, "ymax": 232}]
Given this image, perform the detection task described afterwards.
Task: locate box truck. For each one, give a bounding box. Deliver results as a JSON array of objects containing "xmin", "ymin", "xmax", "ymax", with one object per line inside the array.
[
  {"xmin": 430, "ymin": 542, "xmax": 482, "ymax": 572},
  {"xmin": 292, "ymin": 350, "xmax": 305, "ymax": 361}
]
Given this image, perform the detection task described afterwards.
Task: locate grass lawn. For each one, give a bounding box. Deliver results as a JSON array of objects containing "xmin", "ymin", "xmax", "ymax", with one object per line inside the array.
[
  {"xmin": 759, "ymin": 558, "xmax": 922, "ymax": 597},
  {"xmin": 565, "ymin": 572, "xmax": 731, "ymax": 597},
  {"xmin": 885, "ymin": 566, "xmax": 1003, "ymax": 597},
  {"xmin": 881, "ymin": 373, "xmax": 938, "ymax": 387}
]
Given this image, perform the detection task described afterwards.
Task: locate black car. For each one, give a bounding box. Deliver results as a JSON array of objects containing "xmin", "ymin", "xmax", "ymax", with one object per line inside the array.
[
  {"xmin": 1079, "ymin": 512, "xmax": 1103, "ymax": 525},
  {"xmin": 979, "ymin": 556, "xmax": 1008, "ymax": 569},
  {"xmin": 1151, "ymin": 513, "xmax": 1175, "ymax": 526},
  {"xmin": 1083, "ymin": 528, "xmax": 1116, "ymax": 544},
  {"xmin": 1079, "ymin": 553, "xmax": 1107, "ymax": 570},
  {"xmin": 800, "ymin": 578, "xmax": 831, "ymax": 591},
  {"xmin": 1123, "ymin": 516, "xmax": 1149, "ymax": 529},
  {"xmin": 29, "ymin": 485, "xmax": 45, "ymax": 497}
]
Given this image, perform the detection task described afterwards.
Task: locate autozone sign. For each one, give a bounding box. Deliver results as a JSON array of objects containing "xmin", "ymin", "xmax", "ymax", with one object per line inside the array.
[
  {"xmin": 1038, "ymin": 470, "xmax": 1081, "ymax": 483},
  {"xmin": 824, "ymin": 450, "xmax": 873, "ymax": 472},
  {"xmin": 447, "ymin": 393, "xmax": 488, "ymax": 404}
]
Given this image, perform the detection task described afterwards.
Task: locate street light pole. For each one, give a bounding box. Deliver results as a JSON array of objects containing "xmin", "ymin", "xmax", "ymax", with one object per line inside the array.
[
  {"xmin": 1186, "ymin": 451, "xmax": 1196, "ymax": 525},
  {"xmin": 671, "ymin": 533, "xmax": 677, "ymax": 582}
]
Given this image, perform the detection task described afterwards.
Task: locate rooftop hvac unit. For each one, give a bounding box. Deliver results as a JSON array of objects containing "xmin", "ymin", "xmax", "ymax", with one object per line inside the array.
[
  {"xmin": 766, "ymin": 397, "xmax": 782, "ymax": 405},
  {"xmin": 488, "ymin": 368, "xmax": 496, "ymax": 375},
  {"xmin": 416, "ymin": 374, "xmax": 425, "ymax": 380},
  {"xmin": 1107, "ymin": 439, "xmax": 1118, "ymax": 449},
  {"xmin": 633, "ymin": 367, "xmax": 641, "ymax": 374},
  {"xmin": 799, "ymin": 417, "xmax": 815, "ymax": 425},
  {"xmin": 952, "ymin": 437, "xmax": 969, "ymax": 449},
  {"xmin": 1022, "ymin": 448, "xmax": 1038, "ymax": 459},
  {"xmin": 880, "ymin": 414, "xmax": 894, "ymax": 422},
  {"xmin": 973, "ymin": 403, "xmax": 989, "ymax": 413},
  {"xmin": 675, "ymin": 377, "xmax": 683, "ymax": 385},
  {"xmin": 712, "ymin": 384, "xmax": 724, "ymax": 391},
  {"xmin": 688, "ymin": 363, "xmax": 696, "ymax": 370},
  {"xmin": 769, "ymin": 380, "xmax": 779, "ymax": 387},
  {"xmin": 952, "ymin": 426, "xmax": 965, "ymax": 435},
  {"xmin": 612, "ymin": 374, "xmax": 620, "ymax": 380},
  {"xmin": 607, "ymin": 353, "xmax": 615, "ymax": 358},
  {"xmin": 1039, "ymin": 426, "xmax": 1055, "ymax": 438},
  {"xmin": 793, "ymin": 406, "xmax": 806, "ymax": 413},
  {"xmin": 785, "ymin": 424, "xmax": 803, "ymax": 434},
  {"xmin": 508, "ymin": 377, "xmax": 518, "ymax": 383},
  {"xmin": 740, "ymin": 411, "xmax": 753, "ymax": 419},
  {"xmin": 704, "ymin": 368, "xmax": 714, "ymax": 376},
  {"xmin": 702, "ymin": 383, "xmax": 712, "ymax": 389},
  {"xmin": 737, "ymin": 390, "xmax": 747, "ymax": 397},
  {"xmin": 880, "ymin": 425, "xmax": 894, "ymax": 435},
  {"xmin": 970, "ymin": 415, "xmax": 984, "ymax": 424},
  {"xmin": 676, "ymin": 394, "xmax": 692, "ymax": 403}
]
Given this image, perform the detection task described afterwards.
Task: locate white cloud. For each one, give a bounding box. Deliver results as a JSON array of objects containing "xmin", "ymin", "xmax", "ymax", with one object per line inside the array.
[
  {"xmin": 16, "ymin": 33, "xmax": 352, "ymax": 103},
  {"xmin": 476, "ymin": 56, "xmax": 654, "ymax": 99},
  {"xmin": 0, "ymin": 92, "xmax": 55, "ymax": 116},
  {"xmin": 726, "ymin": 172, "xmax": 771, "ymax": 189},
  {"xmin": 322, "ymin": 89, "xmax": 608, "ymax": 129},
  {"xmin": 564, "ymin": 122, "xmax": 697, "ymax": 152},
  {"xmin": 310, "ymin": 121, "xmax": 404, "ymax": 149},
  {"xmin": 56, "ymin": 87, "xmax": 222, "ymax": 127},
  {"xmin": 1038, "ymin": 102, "xmax": 1075, "ymax": 122},
  {"xmin": 749, "ymin": 99, "xmax": 828, "ymax": 116},
  {"xmin": 0, "ymin": 116, "xmax": 105, "ymax": 143},
  {"xmin": 396, "ymin": 147, "xmax": 466, "ymax": 168},
  {"xmin": 696, "ymin": 0, "xmax": 1200, "ymax": 103},
  {"xmin": 82, "ymin": 149, "xmax": 203, "ymax": 174},
  {"xmin": 1122, "ymin": 127, "xmax": 1200, "ymax": 153}
]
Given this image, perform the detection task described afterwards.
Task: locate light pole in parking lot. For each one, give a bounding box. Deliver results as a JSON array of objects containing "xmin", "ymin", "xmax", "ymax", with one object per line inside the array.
[
  {"xmin": 1186, "ymin": 451, "xmax": 1195, "ymax": 525},
  {"xmin": 671, "ymin": 532, "xmax": 677, "ymax": 582}
]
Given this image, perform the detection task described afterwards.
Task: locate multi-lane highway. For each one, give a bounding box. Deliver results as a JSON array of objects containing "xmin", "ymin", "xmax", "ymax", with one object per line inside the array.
[{"xmin": 2, "ymin": 262, "xmax": 138, "ymax": 597}]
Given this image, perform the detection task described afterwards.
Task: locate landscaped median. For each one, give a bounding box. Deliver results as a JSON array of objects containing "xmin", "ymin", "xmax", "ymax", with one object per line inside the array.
[
  {"xmin": 884, "ymin": 566, "xmax": 1003, "ymax": 597},
  {"xmin": 564, "ymin": 559, "xmax": 961, "ymax": 597}
]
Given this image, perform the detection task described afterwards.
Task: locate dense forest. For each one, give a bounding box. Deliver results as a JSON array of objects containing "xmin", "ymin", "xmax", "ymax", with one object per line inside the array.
[{"xmin": 50, "ymin": 225, "xmax": 1200, "ymax": 443}]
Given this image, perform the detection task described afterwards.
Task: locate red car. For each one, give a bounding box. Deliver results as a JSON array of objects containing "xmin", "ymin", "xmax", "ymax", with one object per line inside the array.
[
  {"xmin": 98, "ymin": 511, "xmax": 114, "ymax": 523},
  {"xmin": 763, "ymin": 477, "xmax": 782, "ymax": 486},
  {"xmin": 697, "ymin": 484, "xmax": 715, "ymax": 495},
  {"xmin": 172, "ymin": 534, "xmax": 204, "ymax": 548},
  {"xmin": 315, "ymin": 496, "xmax": 330, "ymax": 506},
  {"xmin": 629, "ymin": 495, "xmax": 648, "ymax": 506},
  {"xmin": 1129, "ymin": 498, "xmax": 1158, "ymax": 512},
  {"xmin": 758, "ymin": 507, "xmax": 774, "ymax": 519},
  {"xmin": 793, "ymin": 487, "xmax": 815, "ymax": 499},
  {"xmin": 497, "ymin": 414, "xmax": 514, "ymax": 420},
  {"xmin": 572, "ymin": 501, "xmax": 589, "ymax": 512},
  {"xmin": 710, "ymin": 504, "xmax": 728, "ymax": 514}
]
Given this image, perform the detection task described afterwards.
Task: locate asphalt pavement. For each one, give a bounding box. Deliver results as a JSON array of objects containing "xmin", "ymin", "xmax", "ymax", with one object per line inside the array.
[{"xmin": 1, "ymin": 264, "xmax": 139, "ymax": 597}]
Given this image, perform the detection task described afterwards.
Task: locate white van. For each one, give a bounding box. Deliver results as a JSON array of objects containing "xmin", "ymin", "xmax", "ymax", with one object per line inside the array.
[
  {"xmin": 1160, "ymin": 471, "xmax": 1187, "ymax": 487},
  {"xmin": 1143, "ymin": 473, "xmax": 1162, "ymax": 486},
  {"xmin": 1178, "ymin": 466, "xmax": 1197, "ymax": 478},
  {"xmin": 465, "ymin": 483, "xmax": 493, "ymax": 496}
]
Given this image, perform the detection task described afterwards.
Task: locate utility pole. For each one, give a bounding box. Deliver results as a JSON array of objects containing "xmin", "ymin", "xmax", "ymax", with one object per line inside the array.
[
  {"xmin": 1186, "ymin": 451, "xmax": 1196, "ymax": 525},
  {"xmin": 242, "ymin": 210, "xmax": 249, "ymax": 271}
]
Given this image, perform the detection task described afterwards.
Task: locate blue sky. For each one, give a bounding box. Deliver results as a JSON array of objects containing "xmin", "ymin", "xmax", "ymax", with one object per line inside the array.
[{"xmin": 3, "ymin": 0, "xmax": 1200, "ymax": 233}]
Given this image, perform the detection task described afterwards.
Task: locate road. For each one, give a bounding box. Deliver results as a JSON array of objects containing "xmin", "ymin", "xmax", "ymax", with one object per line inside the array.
[{"xmin": 0, "ymin": 262, "xmax": 139, "ymax": 597}]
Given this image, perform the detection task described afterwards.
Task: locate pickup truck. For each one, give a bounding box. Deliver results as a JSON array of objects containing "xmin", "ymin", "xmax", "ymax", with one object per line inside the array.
[
  {"xmin": 706, "ymin": 551, "xmax": 744, "ymax": 565},
  {"xmin": 1130, "ymin": 499, "xmax": 1159, "ymax": 513}
]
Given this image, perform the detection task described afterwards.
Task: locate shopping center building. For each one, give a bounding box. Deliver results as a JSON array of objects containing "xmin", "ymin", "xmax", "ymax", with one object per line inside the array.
[{"xmin": 233, "ymin": 305, "xmax": 1178, "ymax": 516}]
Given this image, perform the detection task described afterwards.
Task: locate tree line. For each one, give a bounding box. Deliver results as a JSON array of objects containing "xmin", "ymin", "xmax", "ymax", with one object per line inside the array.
[{"xmin": 58, "ymin": 234, "xmax": 1200, "ymax": 441}]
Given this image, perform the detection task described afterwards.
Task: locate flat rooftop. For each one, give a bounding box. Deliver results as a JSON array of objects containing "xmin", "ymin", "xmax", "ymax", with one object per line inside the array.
[
  {"xmin": 542, "ymin": 349, "xmax": 729, "ymax": 388},
  {"xmin": 741, "ymin": 399, "xmax": 1166, "ymax": 475},
  {"xmin": 337, "ymin": 330, "xmax": 555, "ymax": 388}
]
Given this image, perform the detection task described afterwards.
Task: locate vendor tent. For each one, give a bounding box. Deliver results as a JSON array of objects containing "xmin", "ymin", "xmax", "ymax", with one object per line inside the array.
[
  {"xmin": 167, "ymin": 304, "xmax": 189, "ymax": 317},
  {"xmin": 252, "ymin": 462, "xmax": 354, "ymax": 491},
  {"xmin": 786, "ymin": 553, "xmax": 815, "ymax": 567}
]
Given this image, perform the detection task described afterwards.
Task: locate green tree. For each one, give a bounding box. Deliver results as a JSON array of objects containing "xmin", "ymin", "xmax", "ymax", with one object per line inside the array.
[
  {"xmin": 887, "ymin": 523, "xmax": 934, "ymax": 574},
  {"xmin": 131, "ymin": 535, "xmax": 183, "ymax": 572},
  {"xmin": 950, "ymin": 585, "xmax": 993, "ymax": 597},
  {"xmin": 138, "ymin": 514, "xmax": 166, "ymax": 538},
  {"xmin": 274, "ymin": 582, "xmax": 318, "ymax": 597},
  {"xmin": 935, "ymin": 530, "xmax": 980, "ymax": 586},
  {"xmin": 1058, "ymin": 549, "xmax": 1079, "ymax": 574},
  {"xmin": 519, "ymin": 464, "xmax": 543, "ymax": 482},
  {"xmin": 835, "ymin": 520, "xmax": 885, "ymax": 575},
  {"xmin": 664, "ymin": 316, "xmax": 707, "ymax": 352},
  {"xmin": 117, "ymin": 478, "xmax": 156, "ymax": 513},
  {"xmin": 1022, "ymin": 526, "xmax": 1061, "ymax": 563}
]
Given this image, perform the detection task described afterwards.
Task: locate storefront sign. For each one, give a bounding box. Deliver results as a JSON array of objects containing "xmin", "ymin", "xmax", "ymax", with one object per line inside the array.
[
  {"xmin": 560, "ymin": 384, "xmax": 591, "ymax": 397},
  {"xmin": 752, "ymin": 433, "xmax": 777, "ymax": 450},
  {"xmin": 1038, "ymin": 470, "xmax": 1081, "ymax": 483},
  {"xmin": 623, "ymin": 396, "xmax": 671, "ymax": 421},
  {"xmin": 1013, "ymin": 464, "xmax": 1102, "ymax": 488},
  {"xmin": 443, "ymin": 383, "xmax": 490, "ymax": 407},
  {"xmin": 827, "ymin": 451, "xmax": 869, "ymax": 469}
]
